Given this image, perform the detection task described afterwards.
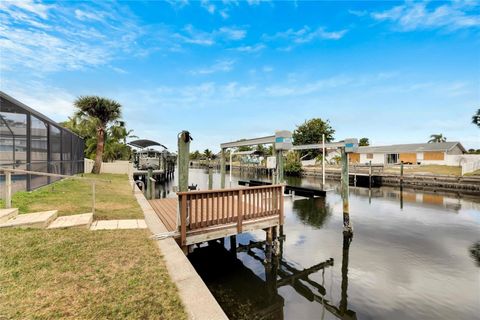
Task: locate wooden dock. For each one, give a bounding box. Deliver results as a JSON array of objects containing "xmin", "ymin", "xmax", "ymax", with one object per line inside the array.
[{"xmin": 148, "ymin": 185, "xmax": 284, "ymax": 249}]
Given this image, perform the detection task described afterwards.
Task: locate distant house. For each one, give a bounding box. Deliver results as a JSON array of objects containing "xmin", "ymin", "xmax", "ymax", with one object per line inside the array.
[{"xmin": 348, "ymin": 142, "xmax": 469, "ymax": 165}]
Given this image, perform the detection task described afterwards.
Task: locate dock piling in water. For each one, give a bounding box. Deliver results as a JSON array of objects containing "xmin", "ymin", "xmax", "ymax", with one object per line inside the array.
[{"xmin": 341, "ymin": 148, "xmax": 353, "ymax": 234}]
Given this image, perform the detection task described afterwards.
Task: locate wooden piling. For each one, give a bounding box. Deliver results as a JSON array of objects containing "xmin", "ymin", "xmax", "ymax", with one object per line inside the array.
[
  {"xmin": 400, "ymin": 162, "xmax": 404, "ymax": 185},
  {"xmin": 147, "ymin": 168, "xmax": 153, "ymax": 200},
  {"xmin": 276, "ymin": 150, "xmax": 284, "ymax": 183},
  {"xmin": 177, "ymin": 131, "xmax": 191, "ymax": 247},
  {"xmin": 341, "ymin": 148, "xmax": 352, "ymax": 234},
  {"xmin": 220, "ymin": 148, "xmax": 226, "ymax": 189},
  {"xmin": 208, "ymin": 159, "xmax": 213, "ymax": 190},
  {"xmin": 178, "ymin": 131, "xmax": 191, "ymax": 193},
  {"xmin": 368, "ymin": 160, "xmax": 372, "ymax": 189}
]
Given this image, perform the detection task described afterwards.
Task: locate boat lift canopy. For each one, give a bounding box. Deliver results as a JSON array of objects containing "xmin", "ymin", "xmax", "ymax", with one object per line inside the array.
[{"xmin": 129, "ymin": 139, "xmax": 167, "ymax": 149}]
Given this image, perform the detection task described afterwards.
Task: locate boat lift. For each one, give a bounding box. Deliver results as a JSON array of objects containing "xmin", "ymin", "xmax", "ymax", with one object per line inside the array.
[{"xmin": 219, "ymin": 131, "xmax": 358, "ymax": 234}]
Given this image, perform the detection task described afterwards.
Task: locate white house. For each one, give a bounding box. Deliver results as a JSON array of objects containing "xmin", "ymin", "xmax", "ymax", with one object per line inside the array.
[{"xmin": 349, "ymin": 142, "xmax": 476, "ymax": 166}]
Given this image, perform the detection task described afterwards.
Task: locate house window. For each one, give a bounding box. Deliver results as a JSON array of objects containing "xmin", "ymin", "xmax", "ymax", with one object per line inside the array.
[
  {"xmin": 387, "ymin": 153, "xmax": 399, "ymax": 164},
  {"xmin": 367, "ymin": 153, "xmax": 373, "ymax": 159}
]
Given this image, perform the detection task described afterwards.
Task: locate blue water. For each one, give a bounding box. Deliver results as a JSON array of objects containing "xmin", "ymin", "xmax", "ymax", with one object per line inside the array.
[{"xmin": 160, "ymin": 169, "xmax": 480, "ymax": 320}]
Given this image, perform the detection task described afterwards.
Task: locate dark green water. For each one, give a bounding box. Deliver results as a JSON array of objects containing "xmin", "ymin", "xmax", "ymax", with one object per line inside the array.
[{"xmin": 159, "ymin": 169, "xmax": 480, "ymax": 320}]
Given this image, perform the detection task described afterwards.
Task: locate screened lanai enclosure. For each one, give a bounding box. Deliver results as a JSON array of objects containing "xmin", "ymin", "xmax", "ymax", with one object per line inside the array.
[{"xmin": 0, "ymin": 91, "xmax": 84, "ymax": 193}]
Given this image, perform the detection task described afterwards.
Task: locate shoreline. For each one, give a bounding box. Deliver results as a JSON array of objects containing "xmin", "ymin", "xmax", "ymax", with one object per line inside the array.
[{"xmin": 131, "ymin": 179, "xmax": 228, "ymax": 320}]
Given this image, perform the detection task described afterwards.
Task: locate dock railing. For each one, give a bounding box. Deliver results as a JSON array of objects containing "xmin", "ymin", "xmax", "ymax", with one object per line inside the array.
[{"xmin": 177, "ymin": 184, "xmax": 284, "ymax": 246}]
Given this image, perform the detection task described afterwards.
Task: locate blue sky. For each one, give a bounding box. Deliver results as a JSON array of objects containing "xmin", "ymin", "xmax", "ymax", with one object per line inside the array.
[{"xmin": 1, "ymin": 0, "xmax": 479, "ymax": 151}]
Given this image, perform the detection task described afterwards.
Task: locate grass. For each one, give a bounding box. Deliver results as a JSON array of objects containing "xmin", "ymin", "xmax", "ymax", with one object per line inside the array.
[
  {"xmin": 465, "ymin": 169, "xmax": 480, "ymax": 176},
  {"xmin": 0, "ymin": 228, "xmax": 187, "ymax": 320},
  {"xmin": 1, "ymin": 173, "xmax": 143, "ymax": 220}
]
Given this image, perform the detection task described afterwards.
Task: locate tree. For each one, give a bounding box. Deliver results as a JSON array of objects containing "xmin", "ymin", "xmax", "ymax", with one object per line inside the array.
[
  {"xmin": 473, "ymin": 109, "xmax": 480, "ymax": 128},
  {"xmin": 359, "ymin": 137, "xmax": 370, "ymax": 146},
  {"xmin": 62, "ymin": 115, "xmax": 135, "ymax": 163},
  {"xmin": 203, "ymin": 149, "xmax": 213, "ymax": 159},
  {"xmin": 428, "ymin": 134, "xmax": 447, "ymax": 143},
  {"xmin": 255, "ymin": 144, "xmax": 267, "ymax": 156},
  {"xmin": 73, "ymin": 96, "xmax": 122, "ymax": 174},
  {"xmin": 284, "ymin": 151, "xmax": 302, "ymax": 176},
  {"xmin": 292, "ymin": 118, "xmax": 335, "ymax": 158},
  {"xmin": 190, "ymin": 150, "xmax": 201, "ymax": 160}
]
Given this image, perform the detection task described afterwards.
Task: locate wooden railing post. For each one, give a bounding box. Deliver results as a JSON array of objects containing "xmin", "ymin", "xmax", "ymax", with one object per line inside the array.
[
  {"xmin": 180, "ymin": 194, "xmax": 187, "ymax": 247},
  {"xmin": 279, "ymin": 185, "xmax": 284, "ymax": 226},
  {"xmin": 237, "ymin": 189, "xmax": 243, "ymax": 233}
]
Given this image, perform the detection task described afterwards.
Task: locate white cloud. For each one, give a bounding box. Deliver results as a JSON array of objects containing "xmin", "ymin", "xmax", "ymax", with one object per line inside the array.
[
  {"xmin": 201, "ymin": 0, "xmax": 215, "ymax": 14},
  {"xmin": 234, "ymin": 43, "xmax": 266, "ymax": 52},
  {"xmin": 218, "ymin": 26, "xmax": 246, "ymax": 40},
  {"xmin": 111, "ymin": 66, "xmax": 128, "ymax": 74},
  {"xmin": 74, "ymin": 9, "xmax": 102, "ymax": 21},
  {"xmin": 348, "ymin": 9, "xmax": 367, "ymax": 17},
  {"xmin": 220, "ymin": 10, "xmax": 229, "ymax": 19},
  {"xmin": 176, "ymin": 25, "xmax": 246, "ymax": 46},
  {"xmin": 165, "ymin": 0, "xmax": 189, "ymax": 9},
  {"xmin": 0, "ymin": 1, "xmax": 144, "ymax": 73},
  {"xmin": 265, "ymin": 75, "xmax": 353, "ymax": 97},
  {"xmin": 1, "ymin": 79, "xmax": 75, "ymax": 120},
  {"xmin": 190, "ymin": 60, "xmax": 235, "ymax": 75},
  {"xmin": 371, "ymin": 1, "xmax": 480, "ymax": 31},
  {"xmin": 262, "ymin": 66, "xmax": 273, "ymax": 73},
  {"xmin": 264, "ymin": 25, "xmax": 348, "ymax": 45}
]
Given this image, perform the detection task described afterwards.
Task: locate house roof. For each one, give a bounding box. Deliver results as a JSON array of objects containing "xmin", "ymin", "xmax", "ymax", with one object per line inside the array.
[{"xmin": 358, "ymin": 142, "xmax": 465, "ymax": 154}]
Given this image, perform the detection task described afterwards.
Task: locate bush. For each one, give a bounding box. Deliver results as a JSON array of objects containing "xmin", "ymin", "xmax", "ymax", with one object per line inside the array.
[{"xmin": 284, "ymin": 151, "xmax": 303, "ymax": 176}]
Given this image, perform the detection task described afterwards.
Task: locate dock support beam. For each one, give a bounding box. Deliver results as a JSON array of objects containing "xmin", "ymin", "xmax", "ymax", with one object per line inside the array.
[
  {"xmin": 341, "ymin": 148, "xmax": 353, "ymax": 235},
  {"xmin": 220, "ymin": 148, "xmax": 226, "ymax": 189}
]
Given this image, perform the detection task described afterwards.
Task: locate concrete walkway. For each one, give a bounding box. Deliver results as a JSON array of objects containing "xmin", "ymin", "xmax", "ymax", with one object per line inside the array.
[
  {"xmin": 90, "ymin": 219, "xmax": 147, "ymax": 230},
  {"xmin": 132, "ymin": 181, "xmax": 228, "ymax": 320}
]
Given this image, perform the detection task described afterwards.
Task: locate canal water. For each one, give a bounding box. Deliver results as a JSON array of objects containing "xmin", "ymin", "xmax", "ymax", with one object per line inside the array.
[{"xmin": 157, "ymin": 169, "xmax": 480, "ymax": 320}]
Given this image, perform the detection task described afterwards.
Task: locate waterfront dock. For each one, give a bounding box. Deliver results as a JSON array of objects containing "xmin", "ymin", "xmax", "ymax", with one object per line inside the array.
[{"xmin": 148, "ymin": 184, "xmax": 284, "ymax": 250}]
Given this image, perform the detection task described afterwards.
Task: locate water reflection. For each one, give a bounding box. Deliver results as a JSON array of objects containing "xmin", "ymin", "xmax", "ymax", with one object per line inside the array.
[
  {"xmin": 292, "ymin": 198, "xmax": 332, "ymax": 229},
  {"xmin": 189, "ymin": 231, "xmax": 357, "ymax": 320},
  {"xmin": 470, "ymin": 241, "xmax": 480, "ymax": 267},
  {"xmin": 161, "ymin": 169, "xmax": 480, "ymax": 319}
]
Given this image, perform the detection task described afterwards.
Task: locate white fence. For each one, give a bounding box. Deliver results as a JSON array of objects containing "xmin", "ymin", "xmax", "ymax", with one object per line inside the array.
[
  {"xmin": 84, "ymin": 159, "xmax": 133, "ymax": 176},
  {"xmin": 462, "ymin": 159, "xmax": 480, "ymax": 175}
]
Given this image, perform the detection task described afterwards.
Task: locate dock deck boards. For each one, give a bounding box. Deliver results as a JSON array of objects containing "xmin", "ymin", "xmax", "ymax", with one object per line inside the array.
[{"xmin": 149, "ymin": 198, "xmax": 177, "ymax": 232}]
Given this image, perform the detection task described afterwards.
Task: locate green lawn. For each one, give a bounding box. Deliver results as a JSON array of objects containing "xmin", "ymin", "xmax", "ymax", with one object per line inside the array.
[
  {"xmin": 383, "ymin": 165, "xmax": 462, "ymax": 176},
  {"xmin": 0, "ymin": 229, "xmax": 187, "ymax": 320},
  {"xmin": 1, "ymin": 173, "xmax": 143, "ymax": 220}
]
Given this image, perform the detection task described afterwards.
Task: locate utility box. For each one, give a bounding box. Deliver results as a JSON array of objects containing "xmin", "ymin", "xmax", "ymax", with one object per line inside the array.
[
  {"xmin": 275, "ymin": 130, "xmax": 293, "ymax": 150},
  {"xmin": 344, "ymin": 138, "xmax": 359, "ymax": 153},
  {"xmin": 266, "ymin": 156, "xmax": 276, "ymax": 169}
]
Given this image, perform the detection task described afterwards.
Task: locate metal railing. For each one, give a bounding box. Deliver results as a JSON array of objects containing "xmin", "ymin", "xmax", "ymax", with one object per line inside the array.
[{"xmin": 0, "ymin": 167, "xmax": 110, "ymax": 213}]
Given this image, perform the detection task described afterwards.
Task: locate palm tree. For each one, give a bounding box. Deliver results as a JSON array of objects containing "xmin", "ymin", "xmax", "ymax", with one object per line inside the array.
[
  {"xmin": 473, "ymin": 109, "xmax": 480, "ymax": 128},
  {"xmin": 428, "ymin": 134, "xmax": 447, "ymax": 143},
  {"xmin": 74, "ymin": 96, "xmax": 122, "ymax": 174},
  {"xmin": 203, "ymin": 149, "xmax": 213, "ymax": 160}
]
